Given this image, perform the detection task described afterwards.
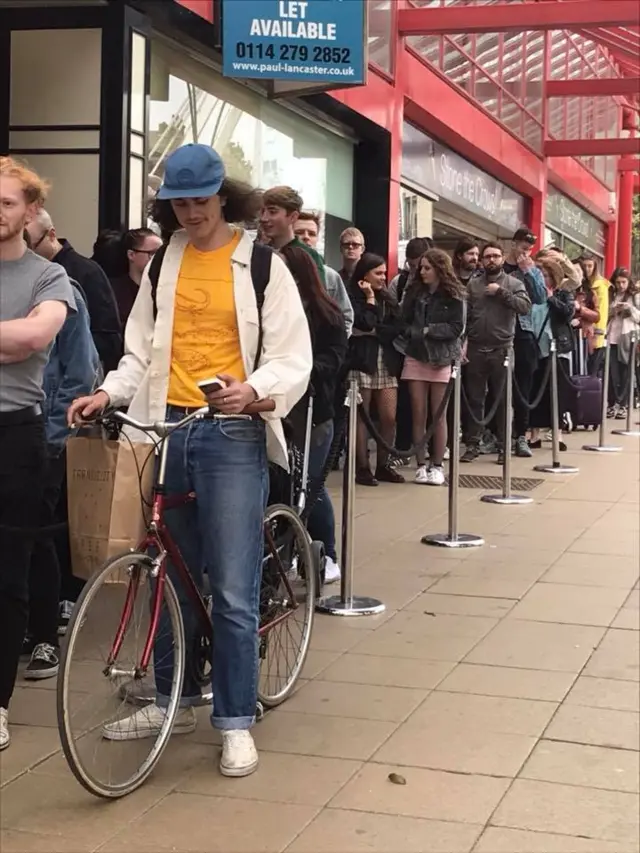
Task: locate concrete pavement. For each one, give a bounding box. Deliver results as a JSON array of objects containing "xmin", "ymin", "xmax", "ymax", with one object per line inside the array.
[{"xmin": 1, "ymin": 424, "xmax": 638, "ymax": 852}]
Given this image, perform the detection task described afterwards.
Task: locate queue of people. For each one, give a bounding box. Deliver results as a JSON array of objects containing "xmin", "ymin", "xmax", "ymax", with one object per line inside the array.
[{"xmin": 1, "ymin": 144, "xmax": 638, "ymax": 770}]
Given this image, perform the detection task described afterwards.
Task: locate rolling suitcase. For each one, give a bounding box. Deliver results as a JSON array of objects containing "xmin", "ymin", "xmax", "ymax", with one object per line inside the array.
[{"xmin": 564, "ymin": 335, "xmax": 602, "ymax": 430}]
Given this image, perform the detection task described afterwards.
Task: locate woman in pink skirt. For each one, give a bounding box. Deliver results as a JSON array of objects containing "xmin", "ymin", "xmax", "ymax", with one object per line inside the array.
[{"xmin": 395, "ymin": 249, "xmax": 465, "ymax": 485}]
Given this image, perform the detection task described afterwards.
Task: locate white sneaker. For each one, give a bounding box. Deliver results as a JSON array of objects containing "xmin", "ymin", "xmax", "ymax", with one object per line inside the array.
[
  {"xmin": 443, "ymin": 447, "xmax": 450, "ymax": 461},
  {"xmin": 415, "ymin": 465, "xmax": 429, "ymax": 485},
  {"xmin": 324, "ymin": 557, "xmax": 341, "ymax": 585},
  {"xmin": 425, "ymin": 466, "xmax": 445, "ymax": 486},
  {"xmin": 0, "ymin": 708, "xmax": 9, "ymax": 751},
  {"xmin": 220, "ymin": 729, "xmax": 259, "ymax": 777},
  {"xmin": 102, "ymin": 703, "xmax": 196, "ymax": 741}
]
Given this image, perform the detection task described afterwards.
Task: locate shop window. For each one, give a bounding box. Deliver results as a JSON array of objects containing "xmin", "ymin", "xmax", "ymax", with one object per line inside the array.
[
  {"xmin": 148, "ymin": 41, "xmax": 354, "ymax": 259},
  {"xmin": 368, "ymin": 0, "xmax": 393, "ymax": 76},
  {"xmin": 130, "ymin": 32, "xmax": 147, "ymax": 134}
]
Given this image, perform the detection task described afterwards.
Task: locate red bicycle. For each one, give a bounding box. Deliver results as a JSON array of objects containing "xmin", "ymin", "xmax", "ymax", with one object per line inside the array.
[{"xmin": 57, "ymin": 407, "xmax": 316, "ymax": 798}]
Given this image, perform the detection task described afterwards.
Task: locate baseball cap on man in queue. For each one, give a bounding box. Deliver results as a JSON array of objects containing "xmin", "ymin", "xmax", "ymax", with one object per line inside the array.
[
  {"xmin": 157, "ymin": 144, "xmax": 225, "ymax": 200},
  {"xmin": 512, "ymin": 227, "xmax": 537, "ymax": 245}
]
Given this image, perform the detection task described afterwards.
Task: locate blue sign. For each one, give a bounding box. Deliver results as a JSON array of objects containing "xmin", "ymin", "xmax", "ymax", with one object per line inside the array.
[{"xmin": 222, "ymin": 0, "xmax": 366, "ymax": 84}]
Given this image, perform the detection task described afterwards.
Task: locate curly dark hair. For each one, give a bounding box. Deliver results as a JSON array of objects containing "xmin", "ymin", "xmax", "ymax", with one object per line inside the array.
[
  {"xmin": 610, "ymin": 266, "xmax": 639, "ymax": 298},
  {"xmin": 150, "ymin": 177, "xmax": 263, "ymax": 235}
]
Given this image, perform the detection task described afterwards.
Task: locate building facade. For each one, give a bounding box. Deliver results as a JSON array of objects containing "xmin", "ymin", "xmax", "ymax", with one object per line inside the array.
[{"xmin": 1, "ymin": 0, "xmax": 636, "ymax": 275}]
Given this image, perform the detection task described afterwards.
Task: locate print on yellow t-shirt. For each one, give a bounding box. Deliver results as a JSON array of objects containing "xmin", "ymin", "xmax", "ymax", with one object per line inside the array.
[{"xmin": 167, "ymin": 233, "xmax": 246, "ymax": 408}]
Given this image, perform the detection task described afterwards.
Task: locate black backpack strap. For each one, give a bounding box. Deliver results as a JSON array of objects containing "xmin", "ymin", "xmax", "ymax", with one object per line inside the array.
[
  {"xmin": 250, "ymin": 242, "xmax": 273, "ymax": 372},
  {"xmin": 396, "ymin": 270, "xmax": 410, "ymax": 305},
  {"xmin": 148, "ymin": 244, "xmax": 168, "ymax": 321}
]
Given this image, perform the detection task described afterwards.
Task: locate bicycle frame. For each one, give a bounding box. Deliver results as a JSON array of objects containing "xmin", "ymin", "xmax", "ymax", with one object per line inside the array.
[{"xmin": 106, "ymin": 412, "xmax": 301, "ymax": 678}]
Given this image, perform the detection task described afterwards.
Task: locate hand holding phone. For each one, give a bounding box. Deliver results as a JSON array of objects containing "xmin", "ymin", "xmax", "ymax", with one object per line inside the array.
[{"xmin": 197, "ymin": 376, "xmax": 227, "ymax": 397}]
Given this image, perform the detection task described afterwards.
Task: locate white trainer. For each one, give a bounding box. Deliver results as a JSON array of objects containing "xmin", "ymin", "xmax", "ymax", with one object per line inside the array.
[
  {"xmin": 220, "ymin": 729, "xmax": 259, "ymax": 777},
  {"xmin": 425, "ymin": 466, "xmax": 445, "ymax": 486},
  {"xmin": 102, "ymin": 703, "xmax": 196, "ymax": 741},
  {"xmin": 414, "ymin": 465, "xmax": 429, "ymax": 485},
  {"xmin": 0, "ymin": 707, "xmax": 9, "ymax": 751},
  {"xmin": 324, "ymin": 557, "xmax": 341, "ymax": 585}
]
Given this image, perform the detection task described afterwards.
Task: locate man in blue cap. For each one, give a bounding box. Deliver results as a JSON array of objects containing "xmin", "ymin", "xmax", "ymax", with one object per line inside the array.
[{"xmin": 69, "ymin": 144, "xmax": 312, "ymax": 778}]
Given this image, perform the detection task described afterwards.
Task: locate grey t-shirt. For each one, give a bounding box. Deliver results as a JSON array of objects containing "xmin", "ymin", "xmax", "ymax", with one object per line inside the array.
[{"xmin": 0, "ymin": 249, "xmax": 76, "ymax": 412}]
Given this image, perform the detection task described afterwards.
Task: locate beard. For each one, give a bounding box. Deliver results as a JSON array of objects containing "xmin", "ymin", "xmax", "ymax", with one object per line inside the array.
[
  {"xmin": 0, "ymin": 218, "xmax": 26, "ymax": 243},
  {"xmin": 484, "ymin": 263, "xmax": 502, "ymax": 279}
]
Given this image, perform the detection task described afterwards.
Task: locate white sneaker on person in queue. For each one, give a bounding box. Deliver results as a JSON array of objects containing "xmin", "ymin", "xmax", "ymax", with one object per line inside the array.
[
  {"xmin": 425, "ymin": 466, "xmax": 445, "ymax": 486},
  {"xmin": 220, "ymin": 730, "xmax": 259, "ymax": 777},
  {"xmin": 324, "ymin": 557, "xmax": 341, "ymax": 585},
  {"xmin": 443, "ymin": 447, "xmax": 450, "ymax": 461},
  {"xmin": 0, "ymin": 708, "xmax": 9, "ymax": 751},
  {"xmin": 102, "ymin": 703, "xmax": 196, "ymax": 741},
  {"xmin": 415, "ymin": 465, "xmax": 429, "ymax": 485}
]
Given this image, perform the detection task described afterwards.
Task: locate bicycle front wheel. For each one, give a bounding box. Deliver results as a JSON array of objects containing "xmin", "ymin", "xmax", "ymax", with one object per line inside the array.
[
  {"xmin": 258, "ymin": 504, "xmax": 316, "ymax": 708},
  {"xmin": 57, "ymin": 552, "xmax": 185, "ymax": 798}
]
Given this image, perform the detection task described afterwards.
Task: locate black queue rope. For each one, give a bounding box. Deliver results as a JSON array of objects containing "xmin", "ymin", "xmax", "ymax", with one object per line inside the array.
[
  {"xmin": 511, "ymin": 354, "xmax": 553, "ymax": 411},
  {"xmin": 356, "ymin": 375, "xmax": 454, "ymax": 459},
  {"xmin": 459, "ymin": 363, "xmax": 509, "ymax": 428}
]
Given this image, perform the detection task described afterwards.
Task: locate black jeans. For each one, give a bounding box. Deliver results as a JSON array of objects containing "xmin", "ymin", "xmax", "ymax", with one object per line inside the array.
[
  {"xmin": 513, "ymin": 330, "xmax": 539, "ymax": 438},
  {"xmin": 0, "ymin": 412, "xmax": 46, "ymax": 708},
  {"xmin": 608, "ymin": 345, "xmax": 629, "ymax": 406},
  {"xmin": 464, "ymin": 347, "xmax": 508, "ymax": 448},
  {"xmin": 27, "ymin": 449, "xmax": 67, "ymax": 647}
]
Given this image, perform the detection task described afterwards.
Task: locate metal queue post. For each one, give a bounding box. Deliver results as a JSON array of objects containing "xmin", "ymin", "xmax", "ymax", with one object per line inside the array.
[
  {"xmin": 534, "ymin": 339, "xmax": 579, "ymax": 475},
  {"xmin": 481, "ymin": 348, "xmax": 533, "ymax": 505},
  {"xmin": 583, "ymin": 337, "xmax": 622, "ymax": 453},
  {"xmin": 316, "ymin": 377, "xmax": 385, "ymax": 616},
  {"xmin": 422, "ymin": 363, "xmax": 484, "ymax": 548},
  {"xmin": 612, "ymin": 331, "xmax": 640, "ymax": 438}
]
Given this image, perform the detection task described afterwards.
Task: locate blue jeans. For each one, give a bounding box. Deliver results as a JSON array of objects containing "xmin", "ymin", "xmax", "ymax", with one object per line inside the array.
[
  {"xmin": 155, "ymin": 407, "xmax": 268, "ymax": 731},
  {"xmin": 306, "ymin": 420, "xmax": 337, "ymax": 561}
]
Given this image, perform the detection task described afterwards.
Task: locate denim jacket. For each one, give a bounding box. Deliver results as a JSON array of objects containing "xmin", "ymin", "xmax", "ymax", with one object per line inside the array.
[
  {"xmin": 504, "ymin": 262, "xmax": 546, "ymax": 333},
  {"xmin": 43, "ymin": 282, "xmax": 102, "ymax": 452}
]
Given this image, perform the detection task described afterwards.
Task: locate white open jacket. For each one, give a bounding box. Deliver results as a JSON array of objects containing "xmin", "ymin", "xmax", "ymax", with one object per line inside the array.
[{"xmin": 100, "ymin": 229, "xmax": 312, "ymax": 469}]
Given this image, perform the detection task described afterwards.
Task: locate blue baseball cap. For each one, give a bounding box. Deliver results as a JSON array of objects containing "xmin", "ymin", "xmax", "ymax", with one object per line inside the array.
[{"xmin": 157, "ymin": 143, "xmax": 225, "ymax": 200}]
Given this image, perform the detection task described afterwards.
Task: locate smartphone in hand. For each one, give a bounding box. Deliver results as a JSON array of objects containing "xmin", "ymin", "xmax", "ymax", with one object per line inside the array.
[{"xmin": 196, "ymin": 376, "xmax": 227, "ymax": 397}]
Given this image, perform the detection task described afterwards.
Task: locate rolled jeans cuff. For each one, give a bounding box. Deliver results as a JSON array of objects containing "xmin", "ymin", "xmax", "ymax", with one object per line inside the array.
[
  {"xmin": 211, "ymin": 713, "xmax": 255, "ymax": 731},
  {"xmin": 156, "ymin": 692, "xmax": 201, "ymax": 710}
]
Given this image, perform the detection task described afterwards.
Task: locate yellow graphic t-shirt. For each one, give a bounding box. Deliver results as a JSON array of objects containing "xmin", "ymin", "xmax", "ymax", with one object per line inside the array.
[{"xmin": 167, "ymin": 233, "xmax": 245, "ymax": 407}]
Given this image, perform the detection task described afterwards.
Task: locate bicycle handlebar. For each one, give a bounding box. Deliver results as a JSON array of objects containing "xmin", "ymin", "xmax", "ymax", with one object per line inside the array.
[{"xmin": 81, "ymin": 398, "xmax": 276, "ymax": 439}]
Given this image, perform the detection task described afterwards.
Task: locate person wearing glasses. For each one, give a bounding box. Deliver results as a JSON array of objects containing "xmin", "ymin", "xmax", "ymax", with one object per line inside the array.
[
  {"xmin": 338, "ymin": 227, "xmax": 365, "ymax": 284},
  {"xmin": 109, "ymin": 228, "xmax": 164, "ymax": 327},
  {"xmin": 461, "ymin": 242, "xmax": 531, "ymax": 464},
  {"xmin": 26, "ymin": 209, "xmax": 122, "ymax": 372}
]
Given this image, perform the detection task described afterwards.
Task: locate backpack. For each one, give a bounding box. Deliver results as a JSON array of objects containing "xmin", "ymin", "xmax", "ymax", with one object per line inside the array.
[{"xmin": 148, "ymin": 240, "xmax": 274, "ymax": 372}]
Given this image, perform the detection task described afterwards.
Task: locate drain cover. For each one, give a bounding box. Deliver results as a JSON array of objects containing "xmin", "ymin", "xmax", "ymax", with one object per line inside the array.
[{"xmin": 448, "ymin": 474, "xmax": 544, "ymax": 491}]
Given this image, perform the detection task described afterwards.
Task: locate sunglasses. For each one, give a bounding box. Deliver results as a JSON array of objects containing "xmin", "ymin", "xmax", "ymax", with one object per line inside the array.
[{"xmin": 341, "ymin": 241, "xmax": 363, "ymax": 250}]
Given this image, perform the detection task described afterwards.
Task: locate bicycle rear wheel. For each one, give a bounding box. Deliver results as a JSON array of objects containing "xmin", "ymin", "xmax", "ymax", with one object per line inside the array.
[
  {"xmin": 57, "ymin": 552, "xmax": 185, "ymax": 798},
  {"xmin": 258, "ymin": 504, "xmax": 315, "ymax": 708}
]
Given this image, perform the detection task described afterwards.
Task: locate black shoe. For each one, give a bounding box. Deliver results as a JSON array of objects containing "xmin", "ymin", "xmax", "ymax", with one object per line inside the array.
[
  {"xmin": 24, "ymin": 643, "xmax": 59, "ymax": 680},
  {"xmin": 460, "ymin": 447, "xmax": 479, "ymax": 463},
  {"xmin": 375, "ymin": 465, "xmax": 405, "ymax": 484},
  {"xmin": 529, "ymin": 439, "xmax": 542, "ymax": 449},
  {"xmin": 496, "ymin": 451, "xmax": 505, "ymax": 465},
  {"xmin": 356, "ymin": 468, "xmax": 379, "ymax": 487}
]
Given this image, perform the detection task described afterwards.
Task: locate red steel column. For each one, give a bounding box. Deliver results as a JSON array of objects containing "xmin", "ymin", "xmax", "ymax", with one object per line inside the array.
[{"xmin": 617, "ymin": 168, "xmax": 634, "ymax": 270}]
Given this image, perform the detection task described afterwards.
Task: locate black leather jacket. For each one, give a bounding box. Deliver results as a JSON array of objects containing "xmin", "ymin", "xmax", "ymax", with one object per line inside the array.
[
  {"xmin": 347, "ymin": 286, "xmax": 404, "ymax": 377},
  {"xmin": 395, "ymin": 287, "xmax": 465, "ymax": 367},
  {"xmin": 544, "ymin": 289, "xmax": 575, "ymax": 355}
]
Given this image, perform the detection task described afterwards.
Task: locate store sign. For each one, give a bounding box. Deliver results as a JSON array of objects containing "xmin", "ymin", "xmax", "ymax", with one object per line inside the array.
[
  {"xmin": 222, "ymin": 0, "xmax": 366, "ymax": 84},
  {"xmin": 545, "ymin": 187, "xmax": 606, "ymax": 255},
  {"xmin": 401, "ymin": 123, "xmax": 526, "ymax": 233}
]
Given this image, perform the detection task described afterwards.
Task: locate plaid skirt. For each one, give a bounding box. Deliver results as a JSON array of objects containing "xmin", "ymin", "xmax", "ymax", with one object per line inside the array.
[{"xmin": 349, "ymin": 348, "xmax": 398, "ymax": 391}]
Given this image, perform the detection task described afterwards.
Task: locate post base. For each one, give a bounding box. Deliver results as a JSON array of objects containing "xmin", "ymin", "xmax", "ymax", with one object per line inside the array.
[
  {"xmin": 480, "ymin": 493, "xmax": 534, "ymax": 505},
  {"xmin": 534, "ymin": 463, "xmax": 579, "ymax": 474},
  {"xmin": 582, "ymin": 444, "xmax": 622, "ymax": 452},
  {"xmin": 421, "ymin": 532, "xmax": 484, "ymax": 548},
  {"xmin": 315, "ymin": 595, "xmax": 385, "ymax": 616},
  {"xmin": 612, "ymin": 429, "xmax": 640, "ymax": 437}
]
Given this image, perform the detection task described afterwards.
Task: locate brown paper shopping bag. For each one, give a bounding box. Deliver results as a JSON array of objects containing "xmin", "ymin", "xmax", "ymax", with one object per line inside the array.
[{"xmin": 66, "ymin": 436, "xmax": 155, "ymax": 580}]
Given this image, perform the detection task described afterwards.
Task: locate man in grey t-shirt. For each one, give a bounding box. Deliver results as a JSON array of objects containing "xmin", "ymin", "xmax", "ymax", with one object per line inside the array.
[
  {"xmin": 0, "ymin": 156, "xmax": 75, "ymax": 752},
  {"xmin": 0, "ymin": 250, "xmax": 76, "ymax": 411}
]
